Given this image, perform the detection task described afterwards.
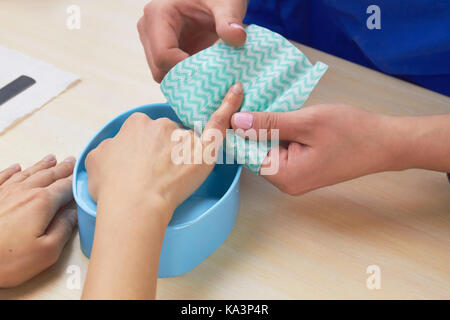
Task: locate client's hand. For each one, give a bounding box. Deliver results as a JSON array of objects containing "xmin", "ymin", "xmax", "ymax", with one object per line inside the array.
[
  {"xmin": 82, "ymin": 83, "xmax": 243, "ymax": 299},
  {"xmin": 0, "ymin": 155, "xmax": 77, "ymax": 288}
]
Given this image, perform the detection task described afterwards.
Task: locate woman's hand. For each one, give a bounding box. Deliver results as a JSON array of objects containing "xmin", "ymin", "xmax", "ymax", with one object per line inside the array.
[
  {"xmin": 86, "ymin": 82, "xmax": 244, "ymax": 220},
  {"xmin": 138, "ymin": 0, "xmax": 248, "ymax": 82},
  {"xmin": 82, "ymin": 83, "xmax": 243, "ymax": 299},
  {"xmin": 0, "ymin": 155, "xmax": 77, "ymax": 288},
  {"xmin": 232, "ymin": 104, "xmax": 450, "ymax": 195}
]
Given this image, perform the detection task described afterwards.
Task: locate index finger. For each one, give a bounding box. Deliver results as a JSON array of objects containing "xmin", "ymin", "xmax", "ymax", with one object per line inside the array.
[
  {"xmin": 143, "ymin": 4, "xmax": 188, "ymax": 78},
  {"xmin": 202, "ymin": 83, "xmax": 244, "ymax": 143},
  {"xmin": 199, "ymin": 83, "xmax": 243, "ymax": 164}
]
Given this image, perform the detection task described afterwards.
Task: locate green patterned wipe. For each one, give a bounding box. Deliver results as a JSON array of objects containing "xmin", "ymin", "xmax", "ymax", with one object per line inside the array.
[{"xmin": 161, "ymin": 24, "xmax": 328, "ymax": 174}]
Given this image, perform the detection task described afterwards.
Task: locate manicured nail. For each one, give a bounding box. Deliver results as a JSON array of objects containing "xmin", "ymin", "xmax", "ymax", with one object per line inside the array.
[
  {"xmin": 262, "ymin": 156, "xmax": 271, "ymax": 166},
  {"xmin": 232, "ymin": 83, "xmax": 242, "ymax": 94},
  {"xmin": 63, "ymin": 156, "xmax": 76, "ymax": 163},
  {"xmin": 229, "ymin": 22, "xmax": 245, "ymax": 31},
  {"xmin": 233, "ymin": 112, "xmax": 253, "ymax": 130},
  {"xmin": 8, "ymin": 163, "xmax": 20, "ymax": 170},
  {"xmin": 42, "ymin": 154, "xmax": 56, "ymax": 162}
]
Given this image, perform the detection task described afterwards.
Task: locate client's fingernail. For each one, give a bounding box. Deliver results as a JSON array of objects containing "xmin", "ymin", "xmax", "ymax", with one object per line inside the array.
[
  {"xmin": 262, "ymin": 156, "xmax": 271, "ymax": 166},
  {"xmin": 63, "ymin": 156, "xmax": 76, "ymax": 163},
  {"xmin": 42, "ymin": 154, "xmax": 56, "ymax": 162},
  {"xmin": 232, "ymin": 83, "xmax": 243, "ymax": 94},
  {"xmin": 8, "ymin": 163, "xmax": 20, "ymax": 170},
  {"xmin": 233, "ymin": 113, "xmax": 253, "ymax": 130},
  {"xmin": 229, "ymin": 22, "xmax": 245, "ymax": 31}
]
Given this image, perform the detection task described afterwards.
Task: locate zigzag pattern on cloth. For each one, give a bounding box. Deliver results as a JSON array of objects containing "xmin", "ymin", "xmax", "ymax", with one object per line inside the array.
[{"xmin": 161, "ymin": 24, "xmax": 328, "ymax": 174}]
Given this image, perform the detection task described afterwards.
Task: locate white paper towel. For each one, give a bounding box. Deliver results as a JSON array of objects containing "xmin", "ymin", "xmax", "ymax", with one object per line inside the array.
[{"xmin": 0, "ymin": 45, "xmax": 79, "ymax": 133}]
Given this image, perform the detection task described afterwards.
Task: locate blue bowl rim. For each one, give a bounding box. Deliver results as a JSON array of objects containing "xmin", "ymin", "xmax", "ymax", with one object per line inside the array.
[{"xmin": 72, "ymin": 103, "xmax": 242, "ymax": 231}]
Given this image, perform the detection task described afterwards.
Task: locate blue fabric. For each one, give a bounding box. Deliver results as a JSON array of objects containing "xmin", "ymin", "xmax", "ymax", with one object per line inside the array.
[{"xmin": 244, "ymin": 0, "xmax": 450, "ymax": 96}]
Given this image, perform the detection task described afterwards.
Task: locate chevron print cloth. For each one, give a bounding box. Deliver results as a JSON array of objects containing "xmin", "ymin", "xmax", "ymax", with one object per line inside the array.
[{"xmin": 161, "ymin": 24, "xmax": 328, "ymax": 174}]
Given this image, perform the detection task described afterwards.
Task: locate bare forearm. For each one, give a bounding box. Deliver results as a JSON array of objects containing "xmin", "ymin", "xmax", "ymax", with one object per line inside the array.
[
  {"xmin": 82, "ymin": 192, "xmax": 170, "ymax": 300},
  {"xmin": 388, "ymin": 114, "xmax": 450, "ymax": 172}
]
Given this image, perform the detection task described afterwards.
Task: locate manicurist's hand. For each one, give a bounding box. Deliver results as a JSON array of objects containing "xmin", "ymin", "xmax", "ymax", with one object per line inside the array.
[
  {"xmin": 138, "ymin": 0, "xmax": 248, "ymax": 82},
  {"xmin": 0, "ymin": 155, "xmax": 77, "ymax": 288},
  {"xmin": 232, "ymin": 104, "xmax": 450, "ymax": 195},
  {"xmin": 82, "ymin": 83, "xmax": 243, "ymax": 299}
]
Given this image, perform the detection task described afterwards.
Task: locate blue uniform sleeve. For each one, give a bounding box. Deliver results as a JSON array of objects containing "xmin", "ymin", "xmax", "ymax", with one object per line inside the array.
[{"xmin": 244, "ymin": 0, "xmax": 450, "ymax": 96}]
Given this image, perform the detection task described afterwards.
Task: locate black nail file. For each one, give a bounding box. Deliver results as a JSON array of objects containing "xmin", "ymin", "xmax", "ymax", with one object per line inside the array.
[{"xmin": 0, "ymin": 75, "xmax": 36, "ymax": 106}]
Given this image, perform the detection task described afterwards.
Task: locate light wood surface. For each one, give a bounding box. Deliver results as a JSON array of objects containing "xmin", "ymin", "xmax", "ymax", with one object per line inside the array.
[{"xmin": 0, "ymin": 0, "xmax": 449, "ymax": 300}]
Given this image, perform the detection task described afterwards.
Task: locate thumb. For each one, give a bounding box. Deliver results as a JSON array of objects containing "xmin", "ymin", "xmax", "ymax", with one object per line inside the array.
[
  {"xmin": 211, "ymin": 0, "xmax": 247, "ymax": 46},
  {"xmin": 231, "ymin": 111, "xmax": 306, "ymax": 141}
]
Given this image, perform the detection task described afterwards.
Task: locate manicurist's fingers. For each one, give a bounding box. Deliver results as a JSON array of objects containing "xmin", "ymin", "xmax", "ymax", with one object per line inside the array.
[
  {"xmin": 23, "ymin": 157, "xmax": 76, "ymax": 188},
  {"xmin": 4, "ymin": 154, "xmax": 57, "ymax": 186},
  {"xmin": 212, "ymin": 0, "xmax": 247, "ymax": 46},
  {"xmin": 0, "ymin": 163, "xmax": 21, "ymax": 185},
  {"xmin": 138, "ymin": 18, "xmax": 154, "ymax": 71},
  {"xmin": 260, "ymin": 142, "xmax": 310, "ymax": 195},
  {"xmin": 231, "ymin": 110, "xmax": 312, "ymax": 142},
  {"xmin": 142, "ymin": 4, "xmax": 189, "ymax": 82},
  {"xmin": 138, "ymin": 17, "xmax": 166, "ymax": 83}
]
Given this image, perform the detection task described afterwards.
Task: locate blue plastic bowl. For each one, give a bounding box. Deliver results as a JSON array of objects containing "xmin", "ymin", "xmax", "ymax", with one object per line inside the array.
[{"xmin": 73, "ymin": 103, "xmax": 241, "ymax": 277}]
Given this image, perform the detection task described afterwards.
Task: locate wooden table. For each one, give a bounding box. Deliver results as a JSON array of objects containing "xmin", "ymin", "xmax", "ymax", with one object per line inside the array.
[{"xmin": 0, "ymin": 0, "xmax": 449, "ymax": 300}]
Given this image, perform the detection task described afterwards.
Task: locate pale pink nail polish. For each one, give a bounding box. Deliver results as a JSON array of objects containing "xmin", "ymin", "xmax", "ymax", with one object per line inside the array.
[
  {"xmin": 63, "ymin": 156, "xmax": 76, "ymax": 163},
  {"xmin": 229, "ymin": 22, "xmax": 245, "ymax": 31},
  {"xmin": 42, "ymin": 154, "xmax": 56, "ymax": 162},
  {"xmin": 233, "ymin": 113, "xmax": 253, "ymax": 130}
]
